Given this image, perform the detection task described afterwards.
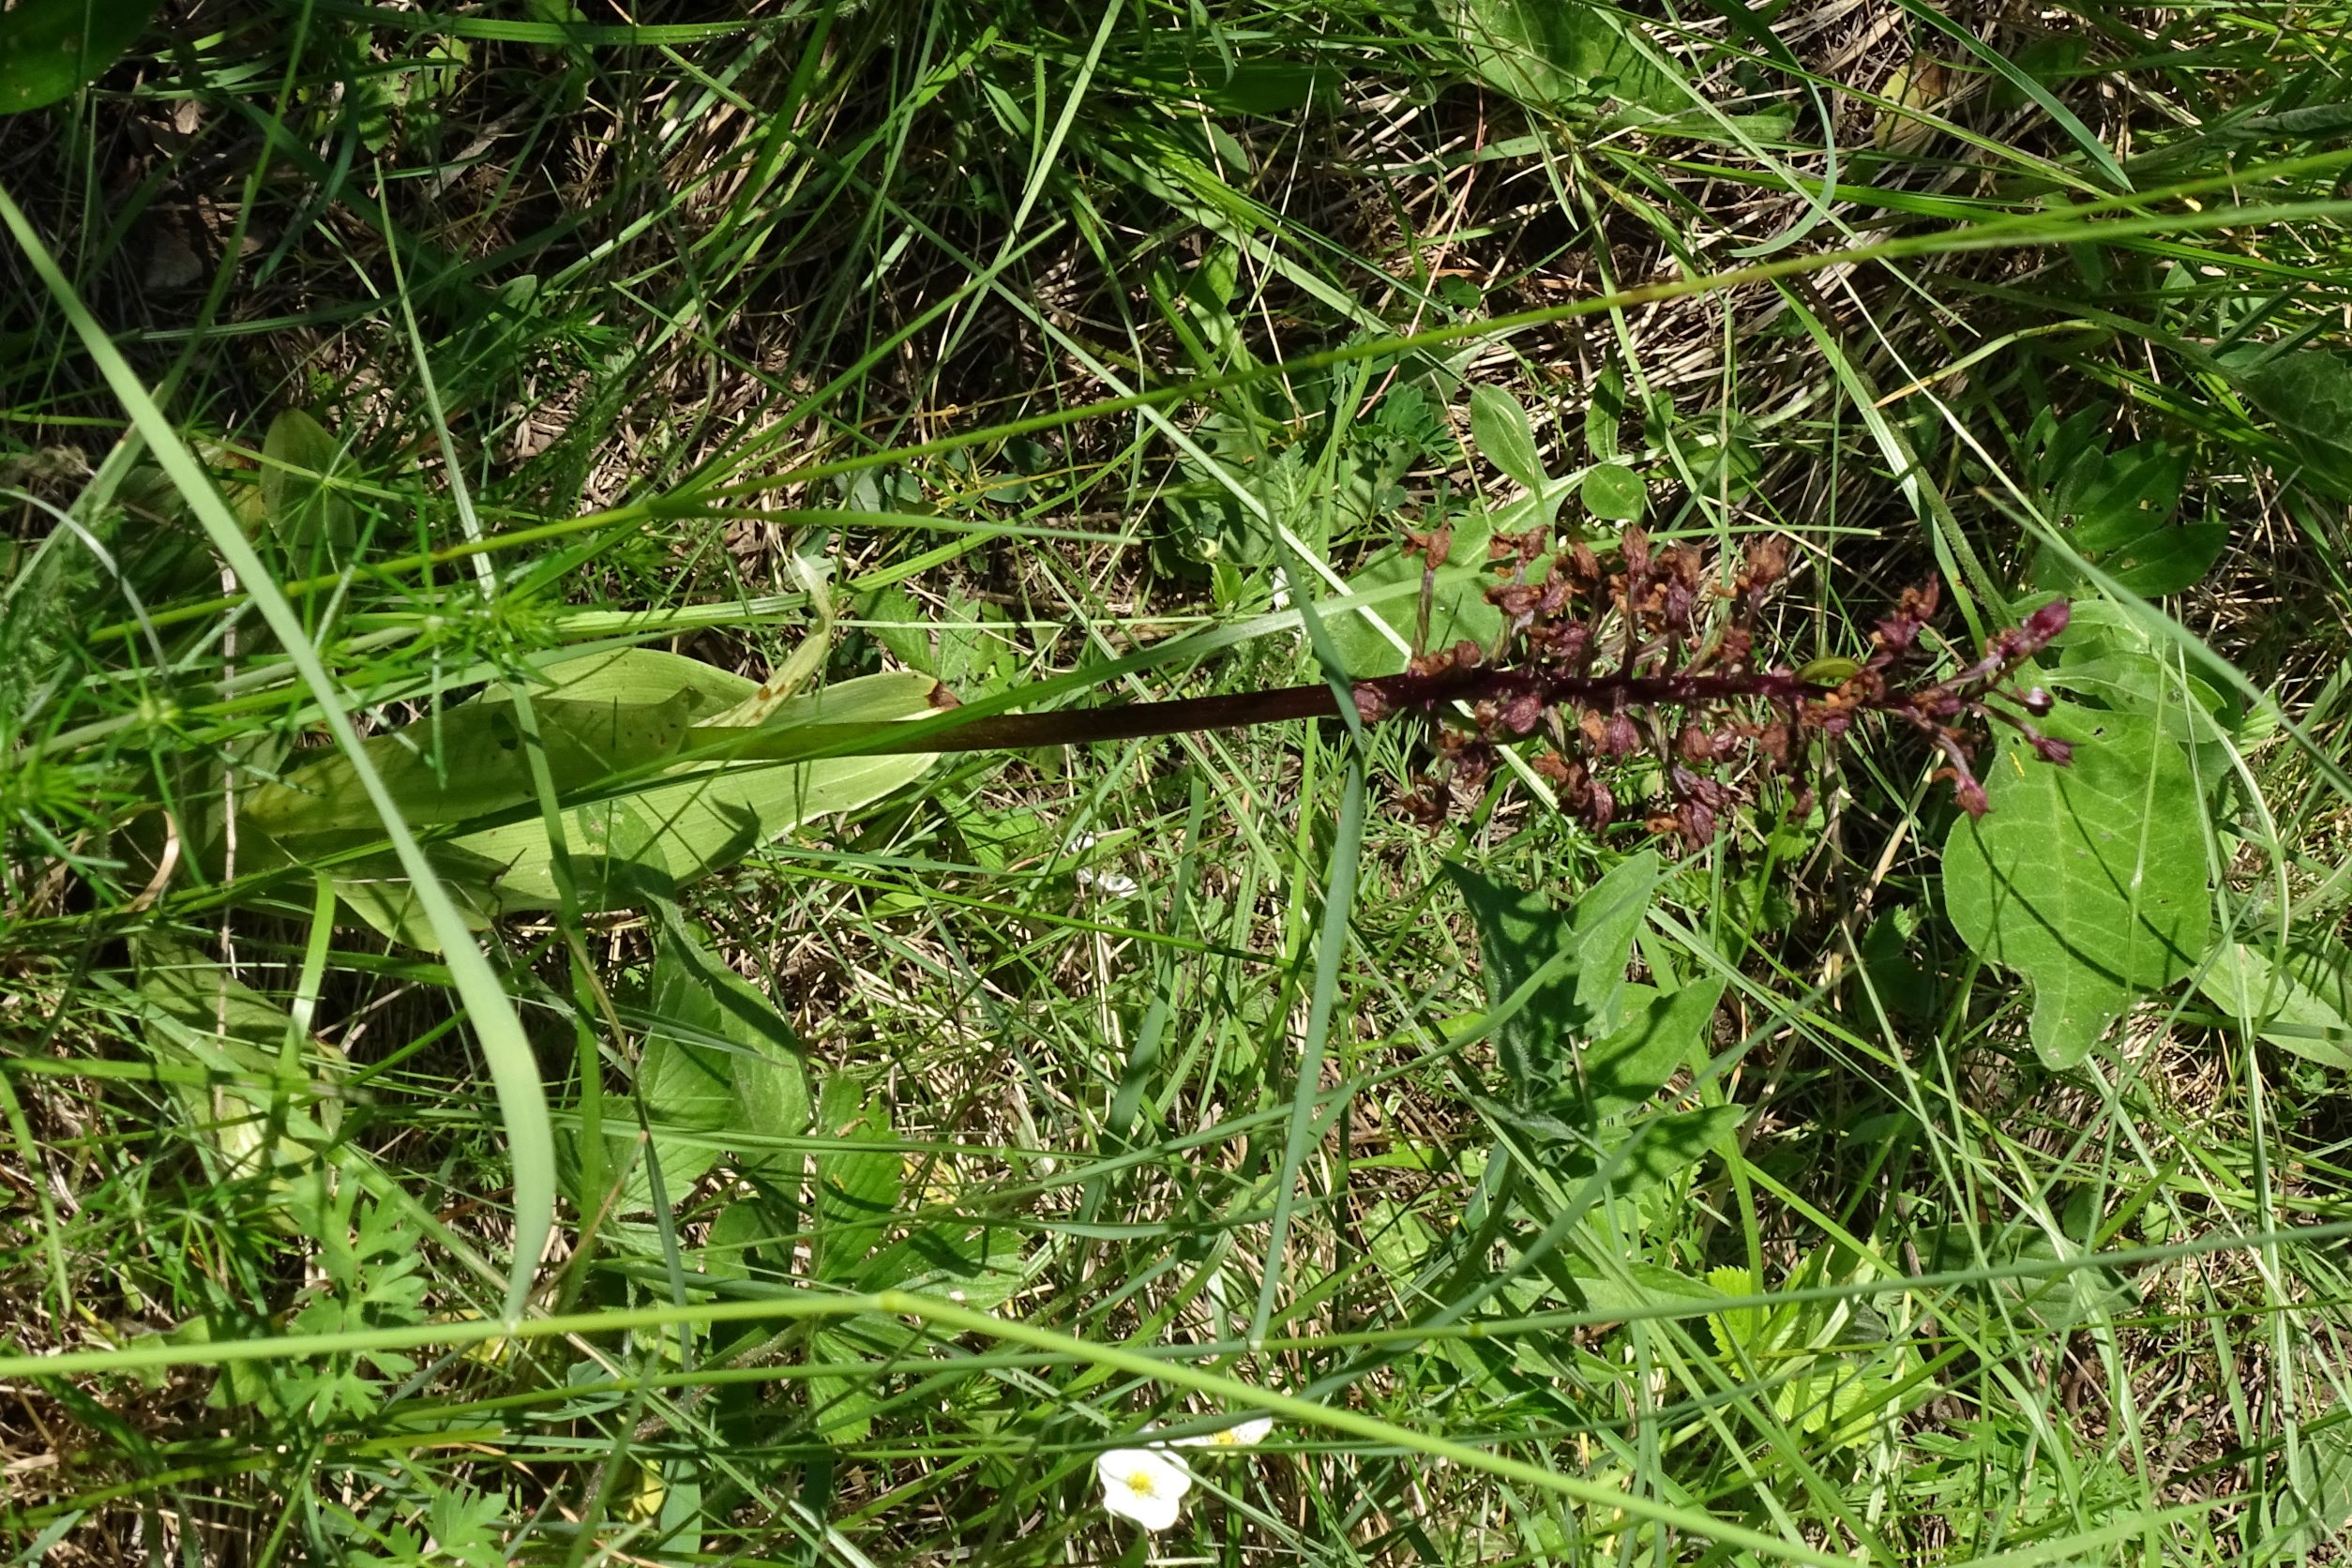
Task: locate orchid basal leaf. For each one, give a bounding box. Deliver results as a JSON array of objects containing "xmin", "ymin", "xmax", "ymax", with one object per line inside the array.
[{"xmin": 240, "ymin": 651, "xmax": 950, "ymax": 950}]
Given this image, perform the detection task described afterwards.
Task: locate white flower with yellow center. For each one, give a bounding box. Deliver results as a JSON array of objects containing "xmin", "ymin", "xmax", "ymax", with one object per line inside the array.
[
  {"xmin": 1097, "ymin": 1446, "xmax": 1192, "ymax": 1531},
  {"xmin": 1173, "ymin": 1416, "xmax": 1274, "ymax": 1451}
]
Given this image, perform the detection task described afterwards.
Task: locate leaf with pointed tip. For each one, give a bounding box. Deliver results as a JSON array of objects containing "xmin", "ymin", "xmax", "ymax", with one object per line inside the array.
[
  {"xmin": 1450, "ymin": 852, "xmax": 1659, "ymax": 1101},
  {"xmin": 2241, "ymin": 350, "xmax": 2352, "ymax": 497},
  {"xmin": 1323, "ymin": 515, "xmax": 1506, "ymax": 679},
  {"xmin": 2197, "ymin": 940, "xmax": 2352, "ymax": 1071},
  {"xmin": 812, "ymin": 1077, "xmax": 900, "ymax": 1284},
  {"xmin": 129, "ymin": 940, "xmax": 343, "ymax": 1210},
  {"xmin": 1943, "ymin": 704, "xmax": 2209, "ymax": 1068},
  {"xmin": 1453, "ymin": 0, "xmax": 1678, "ymax": 113},
  {"xmin": 1579, "ymin": 977, "xmax": 1724, "ymax": 1123},
  {"xmin": 261, "ymin": 410, "xmax": 358, "ymax": 560},
  {"xmin": 1470, "ymin": 384, "xmax": 1548, "ymax": 495},
  {"xmin": 267, "ymin": 670, "xmax": 947, "ymax": 950}
]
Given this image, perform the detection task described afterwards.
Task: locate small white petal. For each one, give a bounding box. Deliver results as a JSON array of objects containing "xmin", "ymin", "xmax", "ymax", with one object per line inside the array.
[
  {"xmin": 1173, "ymin": 1415, "xmax": 1273, "ymax": 1449},
  {"xmin": 1098, "ymin": 1447, "xmax": 1191, "ymax": 1531}
]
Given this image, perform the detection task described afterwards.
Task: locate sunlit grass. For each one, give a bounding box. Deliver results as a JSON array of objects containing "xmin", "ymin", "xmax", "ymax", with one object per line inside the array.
[{"xmin": 1, "ymin": 0, "xmax": 2350, "ymax": 1561}]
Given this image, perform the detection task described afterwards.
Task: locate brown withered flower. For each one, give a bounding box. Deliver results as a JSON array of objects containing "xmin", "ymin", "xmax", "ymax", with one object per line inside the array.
[{"xmin": 1349, "ymin": 525, "xmax": 2072, "ymax": 848}]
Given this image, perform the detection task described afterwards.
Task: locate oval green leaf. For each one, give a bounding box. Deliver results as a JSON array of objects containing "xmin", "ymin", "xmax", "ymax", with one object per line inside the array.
[
  {"xmin": 1943, "ymin": 703, "xmax": 2211, "ymax": 1068},
  {"xmin": 0, "ymin": 0, "xmax": 159, "ymax": 114}
]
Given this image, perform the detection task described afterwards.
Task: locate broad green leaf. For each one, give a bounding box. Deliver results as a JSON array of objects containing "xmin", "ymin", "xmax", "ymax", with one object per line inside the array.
[
  {"xmin": 2027, "ymin": 428, "xmax": 2222, "ymax": 596},
  {"xmin": 860, "ymin": 1223, "xmax": 1028, "ymax": 1305},
  {"xmin": 1564, "ymin": 1260, "xmax": 1719, "ymax": 1318},
  {"xmin": 1599, "ymin": 104, "xmax": 1798, "ymax": 145},
  {"xmin": 1580, "ymin": 977, "xmax": 1724, "ymax": 1123},
  {"xmin": 812, "ymin": 1077, "xmax": 899, "ymax": 1283},
  {"xmin": 648, "ymin": 912, "xmax": 815, "ymax": 1168},
  {"xmin": 513, "ymin": 643, "xmax": 776, "ymax": 711},
  {"xmin": 1585, "ymin": 361, "xmax": 1623, "ymax": 462},
  {"xmin": 260, "ymin": 410, "xmax": 357, "ymax": 561},
  {"xmin": 1454, "ymin": 0, "xmax": 1678, "ymax": 113},
  {"xmin": 1470, "ymin": 384, "xmax": 1548, "ymax": 495},
  {"xmin": 1856, "ymin": 905, "xmax": 1937, "ymax": 1021},
  {"xmin": 807, "ymin": 1325, "xmax": 882, "ymax": 1440},
  {"xmin": 284, "ymin": 671, "xmax": 946, "ymax": 949},
  {"xmin": 1944, "ymin": 704, "xmax": 2211, "ymax": 1068},
  {"xmin": 2197, "ymin": 940, "xmax": 2352, "ymax": 1071},
  {"xmin": 699, "ymin": 1200, "xmax": 767, "ymax": 1281},
  {"xmin": 1364, "ymin": 1197, "xmax": 1445, "ymax": 1287},
  {"xmin": 1919, "ymin": 1225, "xmax": 2137, "ymax": 1334},
  {"xmin": 2261, "ymin": 1417, "xmax": 2352, "ymax": 1560},
  {"xmin": 2046, "ymin": 599, "xmax": 2234, "ymax": 758},
  {"xmin": 729, "ymin": 1038, "xmax": 812, "ymax": 1171},
  {"xmin": 1554, "ymin": 1104, "xmax": 1741, "ymax": 1195},
  {"xmin": 1323, "ymin": 514, "xmax": 1504, "ymax": 678},
  {"xmin": 243, "ymin": 688, "xmax": 708, "ymax": 839},
  {"xmin": 584, "ymin": 912, "xmax": 810, "ymax": 1214},
  {"xmin": 2241, "ymin": 350, "xmax": 2352, "ymax": 497},
  {"xmin": 1450, "ymin": 852, "xmax": 1660, "ymax": 1101},
  {"xmin": 0, "ymin": 0, "xmax": 160, "ymax": 114},
  {"xmin": 623, "ymin": 1022, "xmax": 731, "ymax": 1207},
  {"xmin": 1580, "ymin": 460, "xmax": 1646, "ymax": 522},
  {"xmin": 130, "ymin": 939, "xmax": 343, "ymax": 1210}
]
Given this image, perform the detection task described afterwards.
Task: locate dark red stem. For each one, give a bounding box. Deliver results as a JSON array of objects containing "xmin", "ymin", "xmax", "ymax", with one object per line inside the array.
[{"xmin": 770, "ymin": 662, "xmax": 1829, "ymax": 758}]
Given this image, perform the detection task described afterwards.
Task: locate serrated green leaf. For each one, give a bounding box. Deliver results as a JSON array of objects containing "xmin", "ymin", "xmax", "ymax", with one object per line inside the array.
[{"xmin": 1943, "ymin": 704, "xmax": 2210, "ymax": 1068}]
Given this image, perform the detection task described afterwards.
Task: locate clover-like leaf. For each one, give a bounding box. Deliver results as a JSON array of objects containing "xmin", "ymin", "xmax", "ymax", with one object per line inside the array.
[{"xmin": 1944, "ymin": 703, "xmax": 2210, "ymax": 1067}]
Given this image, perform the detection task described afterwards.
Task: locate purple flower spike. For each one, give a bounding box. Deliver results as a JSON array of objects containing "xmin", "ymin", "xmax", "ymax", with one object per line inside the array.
[{"xmin": 1350, "ymin": 522, "xmax": 2077, "ymax": 845}]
